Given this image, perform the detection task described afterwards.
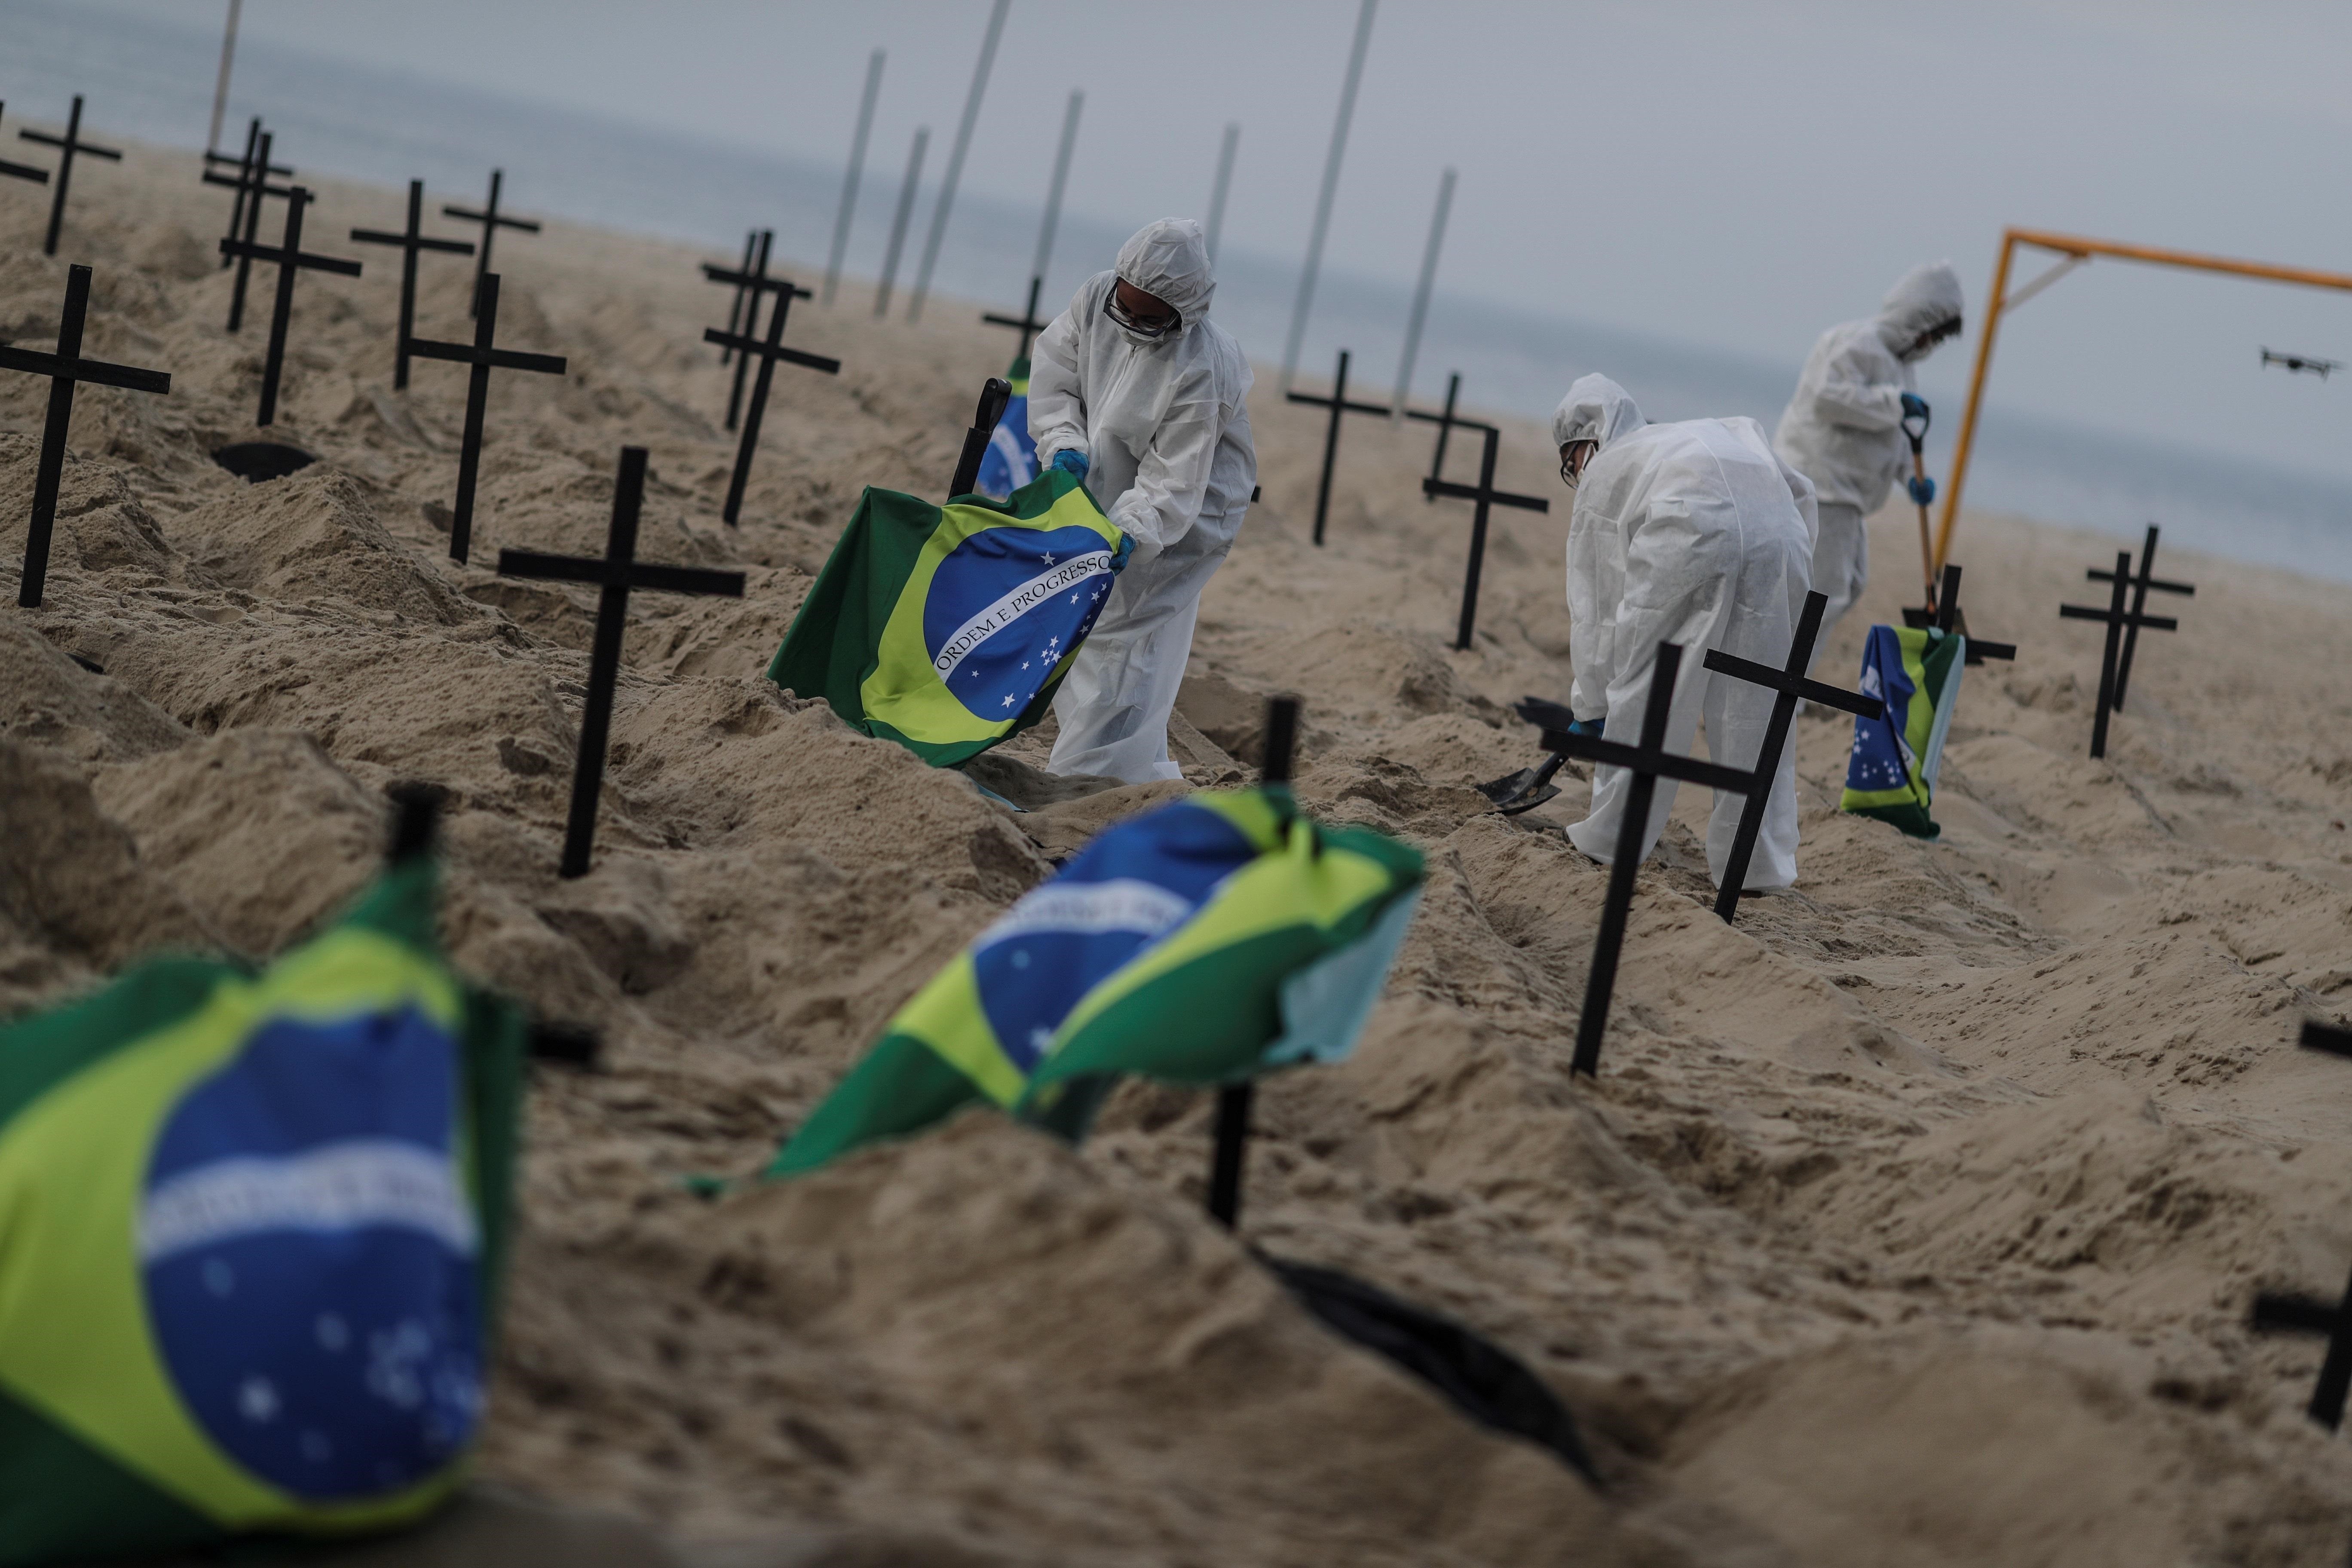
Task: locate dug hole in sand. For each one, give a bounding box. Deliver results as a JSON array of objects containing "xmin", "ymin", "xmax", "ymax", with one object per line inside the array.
[{"xmin": 6, "ymin": 139, "xmax": 2352, "ymax": 1568}]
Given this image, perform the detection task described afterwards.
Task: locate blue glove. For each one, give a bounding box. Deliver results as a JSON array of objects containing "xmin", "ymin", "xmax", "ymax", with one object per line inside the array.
[
  {"xmin": 1900, "ymin": 392, "xmax": 1929, "ymax": 421},
  {"xmin": 1109, "ymin": 534, "xmax": 1134, "ymax": 574},
  {"xmin": 1050, "ymin": 448, "xmax": 1089, "ymax": 481},
  {"xmin": 1906, "ymin": 475, "xmax": 1936, "ymax": 506},
  {"xmin": 1567, "ymin": 717, "xmax": 1605, "ymax": 738}
]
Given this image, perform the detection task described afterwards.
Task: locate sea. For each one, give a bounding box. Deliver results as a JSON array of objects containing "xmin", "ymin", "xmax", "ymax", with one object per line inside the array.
[{"xmin": 9, "ymin": 0, "xmax": 2352, "ymax": 582}]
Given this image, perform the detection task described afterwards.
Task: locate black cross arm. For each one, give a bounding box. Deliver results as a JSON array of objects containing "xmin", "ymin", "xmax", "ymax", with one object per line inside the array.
[
  {"xmin": 701, "ymin": 263, "xmax": 810, "ymax": 299},
  {"xmin": 496, "ymin": 549, "xmax": 745, "ymax": 598},
  {"xmin": 2089, "ymin": 566, "xmax": 2195, "ymax": 596},
  {"xmin": 2302, "ymin": 1020, "xmax": 2352, "ymax": 1059},
  {"xmin": 630, "ymin": 562, "xmax": 745, "ymax": 597},
  {"xmin": 444, "ymin": 202, "xmax": 542, "ymax": 233},
  {"xmin": 1537, "ymin": 728, "xmax": 1755, "ymax": 795},
  {"xmin": 1403, "ymin": 407, "xmax": 1497, "ymax": 433},
  {"xmin": 1286, "ymin": 388, "xmax": 1392, "ymax": 417},
  {"xmin": 1422, "ymin": 475, "xmax": 1550, "ymax": 513},
  {"xmin": 1701, "ymin": 648, "xmax": 1885, "ymax": 719},
  {"xmin": 217, "ymin": 236, "xmax": 364, "ymax": 276},
  {"xmin": 205, "ymin": 147, "xmax": 292, "ymax": 175},
  {"xmin": 19, "ymin": 128, "xmax": 120, "ymax": 161},
  {"xmin": 404, "ymin": 335, "xmax": 567, "ymax": 376},
  {"xmin": 981, "ymin": 309, "xmax": 1046, "ymax": 330},
  {"xmin": 699, "ymin": 327, "xmax": 842, "ymax": 374},
  {"xmin": 351, "ymin": 225, "xmax": 475, "ymax": 256},
  {"xmin": 2253, "ymin": 1293, "xmax": 2342, "ymax": 1335},
  {"xmin": 0, "ymin": 156, "xmax": 48, "ymax": 184},
  {"xmin": 202, "ymin": 168, "xmax": 291, "ymax": 198},
  {"xmin": 0, "ymin": 344, "xmax": 171, "ymax": 395},
  {"xmin": 2060, "ymin": 603, "xmax": 2178, "ymax": 632}
]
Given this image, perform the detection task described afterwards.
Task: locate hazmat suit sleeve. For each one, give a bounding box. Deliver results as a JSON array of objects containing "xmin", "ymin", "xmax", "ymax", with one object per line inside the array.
[
  {"xmin": 1027, "ymin": 293, "xmax": 1091, "ymax": 469},
  {"xmin": 1806, "ymin": 337, "xmax": 1908, "ymax": 432},
  {"xmin": 1107, "ymin": 377, "xmax": 1222, "ymax": 555},
  {"xmin": 1565, "ymin": 495, "xmax": 1617, "ymax": 725}
]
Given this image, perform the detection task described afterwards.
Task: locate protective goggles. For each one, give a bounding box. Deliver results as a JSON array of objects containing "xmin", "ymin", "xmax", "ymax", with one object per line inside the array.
[{"xmin": 1104, "ymin": 286, "xmax": 1180, "ymax": 340}]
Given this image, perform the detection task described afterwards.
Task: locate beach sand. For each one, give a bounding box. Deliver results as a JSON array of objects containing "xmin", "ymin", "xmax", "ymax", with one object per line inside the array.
[{"xmin": 6, "ymin": 135, "xmax": 2352, "ymax": 1567}]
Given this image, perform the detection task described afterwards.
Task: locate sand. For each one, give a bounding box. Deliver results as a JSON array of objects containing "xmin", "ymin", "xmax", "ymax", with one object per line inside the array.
[{"xmin": 6, "ymin": 133, "xmax": 2352, "ymax": 1568}]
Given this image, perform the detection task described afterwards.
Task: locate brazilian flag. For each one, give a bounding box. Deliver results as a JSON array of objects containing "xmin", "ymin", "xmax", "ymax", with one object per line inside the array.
[
  {"xmin": 0, "ymin": 857, "xmax": 525, "ymax": 1563},
  {"xmin": 769, "ymin": 788, "xmax": 1424, "ymax": 1176},
  {"xmin": 769, "ymin": 467, "xmax": 1125, "ymax": 767},
  {"xmin": 972, "ymin": 355, "xmax": 1038, "ymax": 500},
  {"xmin": 1841, "ymin": 623, "xmax": 1966, "ymax": 839}
]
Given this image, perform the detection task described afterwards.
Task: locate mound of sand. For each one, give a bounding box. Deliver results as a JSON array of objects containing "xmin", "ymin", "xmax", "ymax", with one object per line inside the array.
[{"xmin": 5, "ymin": 137, "xmax": 2352, "ymax": 1566}]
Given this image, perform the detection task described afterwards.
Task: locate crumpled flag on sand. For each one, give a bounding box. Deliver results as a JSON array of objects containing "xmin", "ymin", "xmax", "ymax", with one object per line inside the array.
[
  {"xmin": 1841, "ymin": 622, "xmax": 1965, "ymax": 840},
  {"xmin": 768, "ymin": 786, "xmax": 1424, "ymax": 1176}
]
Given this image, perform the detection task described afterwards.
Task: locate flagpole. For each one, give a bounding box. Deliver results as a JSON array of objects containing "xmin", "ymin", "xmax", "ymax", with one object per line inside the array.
[
  {"xmin": 822, "ymin": 48, "xmax": 885, "ymax": 309},
  {"xmin": 1279, "ymin": 0, "xmax": 1377, "ymax": 393},
  {"xmin": 1204, "ymin": 122, "xmax": 1239, "ymax": 268},
  {"xmin": 907, "ymin": 0, "xmax": 1011, "ymax": 324},
  {"xmin": 207, "ymin": 0, "xmax": 242, "ymax": 154},
  {"xmin": 1392, "ymin": 167, "xmax": 1454, "ymax": 421}
]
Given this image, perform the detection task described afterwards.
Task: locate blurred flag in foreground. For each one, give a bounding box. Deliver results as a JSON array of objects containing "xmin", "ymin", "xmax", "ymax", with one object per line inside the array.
[
  {"xmin": 972, "ymin": 356, "xmax": 1038, "ymax": 500},
  {"xmin": 1841, "ymin": 623, "xmax": 1965, "ymax": 840},
  {"xmin": 0, "ymin": 858, "xmax": 526, "ymax": 1563},
  {"xmin": 769, "ymin": 467, "xmax": 1127, "ymax": 767},
  {"xmin": 768, "ymin": 788, "xmax": 1424, "ymax": 1176}
]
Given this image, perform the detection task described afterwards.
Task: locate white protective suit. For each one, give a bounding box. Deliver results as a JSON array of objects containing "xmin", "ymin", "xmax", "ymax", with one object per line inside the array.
[
  {"xmin": 1772, "ymin": 262, "xmax": 1965, "ymax": 648},
  {"xmin": 1029, "ymin": 218, "xmax": 1257, "ymax": 782},
  {"xmin": 1558, "ymin": 375, "xmax": 1819, "ymax": 890}
]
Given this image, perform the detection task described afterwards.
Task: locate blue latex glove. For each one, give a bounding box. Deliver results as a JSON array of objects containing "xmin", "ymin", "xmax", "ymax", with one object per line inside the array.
[
  {"xmin": 1050, "ymin": 448, "xmax": 1090, "ymax": 481},
  {"xmin": 1899, "ymin": 392, "xmax": 1929, "ymax": 420},
  {"xmin": 1906, "ymin": 474, "xmax": 1936, "ymax": 506},
  {"xmin": 1567, "ymin": 717, "xmax": 1605, "ymax": 738},
  {"xmin": 1109, "ymin": 534, "xmax": 1134, "ymax": 574}
]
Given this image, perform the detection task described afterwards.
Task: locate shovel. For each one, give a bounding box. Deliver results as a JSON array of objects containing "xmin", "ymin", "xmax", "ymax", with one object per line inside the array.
[{"xmin": 1903, "ymin": 403, "xmax": 1936, "ymax": 612}]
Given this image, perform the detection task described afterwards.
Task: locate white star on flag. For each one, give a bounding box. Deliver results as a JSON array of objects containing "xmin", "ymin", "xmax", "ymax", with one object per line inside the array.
[
  {"xmin": 1002, "ymin": 694, "xmax": 1017, "ymax": 707},
  {"xmin": 1041, "ymin": 551, "xmax": 1055, "ymax": 565}
]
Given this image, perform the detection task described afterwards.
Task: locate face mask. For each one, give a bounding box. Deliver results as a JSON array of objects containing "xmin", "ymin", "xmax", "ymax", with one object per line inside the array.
[{"xmin": 1104, "ymin": 286, "xmax": 1180, "ymax": 345}]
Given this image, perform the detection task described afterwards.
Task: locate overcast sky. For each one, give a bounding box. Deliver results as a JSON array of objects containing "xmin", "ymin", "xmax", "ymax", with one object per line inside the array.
[{"xmin": 68, "ymin": 0, "xmax": 2352, "ymax": 481}]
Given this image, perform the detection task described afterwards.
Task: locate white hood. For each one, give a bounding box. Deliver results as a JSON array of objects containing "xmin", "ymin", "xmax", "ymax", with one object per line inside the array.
[
  {"xmin": 1876, "ymin": 261, "xmax": 1964, "ymax": 358},
  {"xmin": 1552, "ymin": 374, "xmax": 1648, "ymax": 454},
  {"xmin": 1115, "ymin": 218, "xmax": 1215, "ymax": 334}
]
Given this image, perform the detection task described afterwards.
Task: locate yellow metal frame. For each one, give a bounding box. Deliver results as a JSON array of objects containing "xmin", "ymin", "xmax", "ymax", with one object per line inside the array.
[{"xmin": 1932, "ymin": 227, "xmax": 2352, "ymax": 583}]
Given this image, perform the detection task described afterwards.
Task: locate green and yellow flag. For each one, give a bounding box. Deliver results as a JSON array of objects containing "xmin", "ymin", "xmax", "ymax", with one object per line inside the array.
[
  {"xmin": 1841, "ymin": 622, "xmax": 1966, "ymax": 839},
  {"xmin": 769, "ymin": 467, "xmax": 1126, "ymax": 767},
  {"xmin": 770, "ymin": 788, "xmax": 1424, "ymax": 1176},
  {"xmin": 0, "ymin": 858, "xmax": 526, "ymax": 1564}
]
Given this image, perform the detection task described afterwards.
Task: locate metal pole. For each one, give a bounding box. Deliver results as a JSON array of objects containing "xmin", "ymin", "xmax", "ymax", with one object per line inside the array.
[
  {"xmin": 908, "ymin": 0, "xmax": 1011, "ymax": 323},
  {"xmin": 1392, "ymin": 166, "xmax": 1453, "ymax": 420},
  {"xmin": 1032, "ymin": 90, "xmax": 1082, "ymax": 288},
  {"xmin": 1279, "ymin": 0, "xmax": 1377, "ymax": 392},
  {"xmin": 822, "ymin": 48, "xmax": 884, "ymax": 309},
  {"xmin": 1932, "ymin": 231, "xmax": 2013, "ymax": 579},
  {"xmin": 208, "ymin": 0, "xmax": 242, "ymax": 153},
  {"xmin": 1204, "ymin": 122, "xmax": 1239, "ymax": 267},
  {"xmin": 874, "ymin": 126, "xmax": 928, "ymax": 320}
]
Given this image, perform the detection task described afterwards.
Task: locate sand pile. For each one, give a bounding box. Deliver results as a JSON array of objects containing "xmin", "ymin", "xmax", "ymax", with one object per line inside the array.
[{"xmin": 6, "ymin": 136, "xmax": 2352, "ymax": 1567}]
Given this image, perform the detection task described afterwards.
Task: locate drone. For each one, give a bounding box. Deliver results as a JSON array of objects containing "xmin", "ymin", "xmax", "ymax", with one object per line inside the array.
[{"xmin": 2261, "ymin": 347, "xmax": 2341, "ymax": 380}]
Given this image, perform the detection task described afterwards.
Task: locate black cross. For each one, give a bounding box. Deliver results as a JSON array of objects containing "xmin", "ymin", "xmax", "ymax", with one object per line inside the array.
[
  {"xmin": 0, "ymin": 102, "xmax": 53, "ymax": 189},
  {"xmin": 1207, "ymin": 694, "xmax": 1300, "ymax": 1231},
  {"xmin": 1423, "ymin": 425, "xmax": 1549, "ymax": 651},
  {"xmin": 352, "ymin": 180, "xmax": 476, "ymax": 391},
  {"xmin": 442, "ymin": 170, "xmax": 540, "ymax": 318},
  {"xmin": 702, "ymin": 239, "xmax": 810, "ymax": 435},
  {"xmin": 1, "ymin": 266, "xmax": 171, "ymax": 608},
  {"xmin": 715, "ymin": 229, "xmax": 760, "ymax": 368},
  {"xmin": 1901, "ymin": 563, "xmax": 2018, "ymax": 666},
  {"xmin": 701, "ymin": 280, "xmax": 841, "ymax": 526},
  {"xmin": 202, "ymin": 117, "xmax": 291, "ymax": 274},
  {"xmin": 1519, "ymin": 643, "xmax": 1759, "ymax": 1077},
  {"xmin": 218, "ymin": 185, "xmax": 363, "ymax": 428},
  {"xmin": 1700, "ymin": 590, "xmax": 1885, "ymax": 922},
  {"xmin": 2085, "ymin": 524, "xmax": 2193, "ymax": 713},
  {"xmin": 1404, "ymin": 371, "xmax": 1495, "ymax": 496},
  {"xmin": 1285, "ymin": 348, "xmax": 1392, "ymax": 546},
  {"xmin": 982, "ymin": 274, "xmax": 1050, "ymax": 362},
  {"xmin": 2061, "ymin": 551, "xmax": 2178, "ymax": 760},
  {"xmin": 206, "ymin": 126, "xmax": 290, "ymax": 333},
  {"xmin": 18, "ymin": 95, "xmax": 120, "ymax": 257},
  {"xmin": 407, "ymin": 273, "xmax": 566, "ymax": 565},
  {"xmin": 949, "ymin": 377, "xmax": 1013, "ymax": 498},
  {"xmin": 2250, "ymin": 1020, "xmax": 2352, "ymax": 1428},
  {"xmin": 496, "ymin": 447, "xmax": 746, "ymax": 879}
]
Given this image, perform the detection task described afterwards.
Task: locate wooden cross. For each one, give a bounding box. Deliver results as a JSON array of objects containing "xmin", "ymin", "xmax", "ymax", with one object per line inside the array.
[
  {"xmin": 17, "ymin": 95, "xmax": 120, "ymax": 257},
  {"xmin": 1520, "ymin": 643, "xmax": 1760, "ymax": 1077},
  {"xmin": 202, "ymin": 116, "xmax": 290, "ymax": 274},
  {"xmin": 701, "ymin": 279, "xmax": 840, "ymax": 525},
  {"xmin": 701, "ymin": 239, "xmax": 809, "ymax": 434},
  {"xmin": 351, "ymin": 180, "xmax": 476, "ymax": 390},
  {"xmin": 2250, "ymin": 1020, "xmax": 2352, "ymax": 1428},
  {"xmin": 982, "ymin": 274, "xmax": 1050, "ymax": 361},
  {"xmin": 715, "ymin": 228, "xmax": 761, "ymax": 368},
  {"xmin": 1284, "ymin": 348, "xmax": 1392, "ymax": 546},
  {"xmin": 496, "ymin": 447, "xmax": 746, "ymax": 878},
  {"xmin": 1700, "ymin": 590, "xmax": 1885, "ymax": 921},
  {"xmin": 0, "ymin": 101, "xmax": 53, "ymax": 190},
  {"xmin": 1423, "ymin": 425, "xmax": 1549, "ymax": 650},
  {"xmin": 217, "ymin": 184, "xmax": 362, "ymax": 427},
  {"xmin": 1208, "ymin": 695, "xmax": 1300, "ymax": 1231},
  {"xmin": 442, "ymin": 169, "xmax": 540, "ymax": 318},
  {"xmin": 1403, "ymin": 371, "xmax": 1495, "ymax": 496},
  {"xmin": 0, "ymin": 266, "xmax": 171, "ymax": 608},
  {"xmin": 949, "ymin": 377, "xmax": 1013, "ymax": 498},
  {"xmin": 2060, "ymin": 551, "xmax": 2177, "ymax": 760},
  {"xmin": 1902, "ymin": 563, "xmax": 2018, "ymax": 666},
  {"xmin": 206, "ymin": 127, "xmax": 290, "ymax": 333},
  {"xmin": 2085, "ymin": 524, "xmax": 2193, "ymax": 712},
  {"xmin": 407, "ymin": 273, "xmax": 567, "ymax": 565}
]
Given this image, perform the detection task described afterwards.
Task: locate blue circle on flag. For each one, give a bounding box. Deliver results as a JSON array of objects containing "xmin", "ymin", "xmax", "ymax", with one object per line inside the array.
[
  {"xmin": 139, "ymin": 1005, "xmax": 484, "ymax": 1501},
  {"xmin": 923, "ymin": 524, "xmax": 1114, "ymax": 720}
]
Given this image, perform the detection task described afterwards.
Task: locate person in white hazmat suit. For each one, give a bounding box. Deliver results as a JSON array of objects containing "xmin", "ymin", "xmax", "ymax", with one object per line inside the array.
[
  {"xmin": 1028, "ymin": 218, "xmax": 1257, "ymax": 783},
  {"xmin": 1556, "ymin": 374, "xmax": 1819, "ymax": 890},
  {"xmin": 1772, "ymin": 262, "xmax": 1965, "ymax": 655}
]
